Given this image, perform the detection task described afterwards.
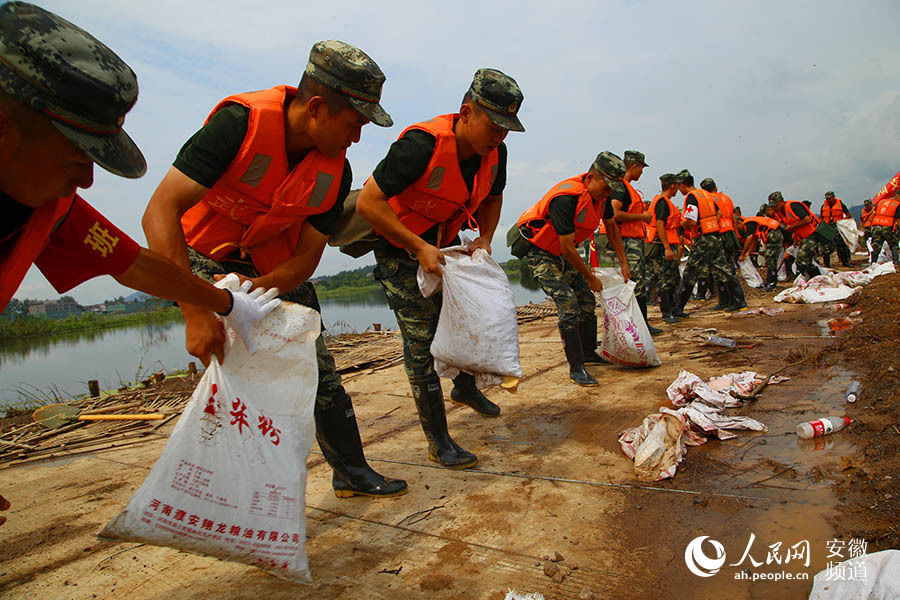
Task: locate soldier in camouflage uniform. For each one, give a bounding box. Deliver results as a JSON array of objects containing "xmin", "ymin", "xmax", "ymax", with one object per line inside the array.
[
  {"xmin": 143, "ymin": 41, "xmax": 408, "ymax": 499},
  {"xmin": 645, "ymin": 173, "xmax": 683, "ymax": 322},
  {"xmin": 868, "ymin": 195, "xmax": 900, "ymax": 266},
  {"xmin": 674, "ymin": 170, "xmax": 748, "ymax": 315},
  {"xmin": 737, "ymin": 212, "xmax": 787, "ymax": 290},
  {"xmin": 769, "ymin": 192, "xmax": 823, "ymax": 279},
  {"xmin": 611, "ymin": 150, "xmax": 662, "ymax": 334},
  {"xmin": 357, "ymin": 69, "xmax": 526, "ymax": 469}
]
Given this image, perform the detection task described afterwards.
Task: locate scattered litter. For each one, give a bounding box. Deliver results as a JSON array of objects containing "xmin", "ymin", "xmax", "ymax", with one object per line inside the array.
[
  {"xmin": 705, "ymin": 335, "xmax": 736, "ymax": 348},
  {"xmin": 849, "ymin": 310, "xmax": 862, "ymax": 317},
  {"xmin": 827, "ymin": 317, "xmax": 856, "ymax": 332},
  {"xmin": 846, "ymin": 381, "xmax": 861, "ymax": 403},
  {"xmin": 594, "ymin": 268, "xmax": 661, "ymax": 367},
  {"xmin": 825, "ymin": 303, "xmax": 850, "ymax": 310},
  {"xmin": 505, "ymin": 589, "xmax": 546, "ymax": 600},
  {"xmin": 738, "ymin": 257, "xmax": 764, "ymax": 288},
  {"xmin": 675, "ymin": 327, "xmax": 718, "ymax": 342},
  {"xmin": 100, "ymin": 291, "xmax": 322, "ymax": 583},
  {"xmin": 808, "ymin": 550, "xmax": 900, "ymax": 599},
  {"xmin": 419, "ymin": 237, "xmax": 522, "ymax": 389},
  {"xmin": 738, "ymin": 307, "xmax": 785, "ymax": 316},
  {"xmin": 774, "ymin": 263, "xmax": 895, "ymax": 304},
  {"xmin": 620, "ymin": 370, "xmax": 782, "ymax": 480},
  {"xmin": 796, "ymin": 416, "xmax": 851, "ymax": 439}
]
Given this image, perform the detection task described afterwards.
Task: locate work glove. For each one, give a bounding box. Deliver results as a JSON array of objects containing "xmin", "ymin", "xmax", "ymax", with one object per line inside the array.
[{"xmin": 217, "ymin": 275, "xmax": 281, "ymax": 354}]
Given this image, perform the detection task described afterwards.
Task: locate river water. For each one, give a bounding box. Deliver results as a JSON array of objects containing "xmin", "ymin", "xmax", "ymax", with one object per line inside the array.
[{"xmin": 0, "ymin": 280, "xmax": 547, "ymax": 409}]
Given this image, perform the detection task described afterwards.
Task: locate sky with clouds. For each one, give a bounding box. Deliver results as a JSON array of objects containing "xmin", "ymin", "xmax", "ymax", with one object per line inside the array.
[{"xmin": 14, "ymin": 0, "xmax": 900, "ymax": 303}]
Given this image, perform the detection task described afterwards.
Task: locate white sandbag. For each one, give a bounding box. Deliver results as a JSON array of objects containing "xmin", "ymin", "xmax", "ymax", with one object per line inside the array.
[
  {"xmin": 738, "ymin": 257, "xmax": 764, "ymax": 288},
  {"xmin": 618, "ymin": 408, "xmax": 687, "ymax": 481},
  {"xmin": 836, "ymin": 218, "xmax": 861, "ymax": 253},
  {"xmin": 775, "ymin": 263, "xmax": 894, "ymax": 303},
  {"xmin": 419, "ymin": 241, "xmax": 521, "ymax": 388},
  {"xmin": 809, "ymin": 550, "xmax": 900, "ymax": 600},
  {"xmin": 598, "ymin": 277, "xmax": 661, "ymax": 367},
  {"xmin": 877, "ymin": 241, "xmax": 893, "ymax": 264},
  {"xmin": 100, "ymin": 292, "xmax": 321, "ymax": 583},
  {"xmin": 777, "ymin": 248, "xmax": 788, "ymax": 281}
]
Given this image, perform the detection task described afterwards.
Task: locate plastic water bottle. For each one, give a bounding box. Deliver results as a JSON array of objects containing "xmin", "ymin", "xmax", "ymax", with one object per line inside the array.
[
  {"xmin": 796, "ymin": 416, "xmax": 851, "ymax": 439},
  {"xmin": 845, "ymin": 381, "xmax": 861, "ymax": 403},
  {"xmin": 706, "ymin": 335, "xmax": 737, "ymax": 348}
]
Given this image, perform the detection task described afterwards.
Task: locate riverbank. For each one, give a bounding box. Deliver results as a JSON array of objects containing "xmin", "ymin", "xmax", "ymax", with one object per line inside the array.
[
  {"xmin": 2, "ymin": 269, "xmax": 893, "ymax": 598},
  {"xmin": 0, "ymin": 307, "xmax": 183, "ymax": 340}
]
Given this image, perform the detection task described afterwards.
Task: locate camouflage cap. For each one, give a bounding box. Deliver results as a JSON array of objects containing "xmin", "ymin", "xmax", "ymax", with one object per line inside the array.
[
  {"xmin": 825, "ymin": 191, "xmax": 835, "ymax": 198},
  {"xmin": 590, "ymin": 151, "xmax": 626, "ymax": 187},
  {"xmin": 305, "ymin": 40, "xmax": 392, "ymax": 127},
  {"xmin": 623, "ymin": 150, "xmax": 648, "ymax": 167},
  {"xmin": 0, "ymin": 2, "xmax": 145, "ymax": 178},
  {"xmin": 768, "ymin": 191, "xmax": 784, "ymax": 205},
  {"xmin": 660, "ymin": 173, "xmax": 679, "ymax": 188},
  {"xmin": 676, "ymin": 169, "xmax": 692, "ymax": 183},
  {"xmin": 699, "ymin": 177, "xmax": 716, "ymax": 192},
  {"xmin": 865, "ymin": 198, "xmax": 873, "ymax": 205},
  {"xmin": 468, "ymin": 68, "xmax": 525, "ymax": 132}
]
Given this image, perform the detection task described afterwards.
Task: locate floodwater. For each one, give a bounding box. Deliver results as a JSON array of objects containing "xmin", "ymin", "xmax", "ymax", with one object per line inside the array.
[{"xmin": 0, "ymin": 279, "xmax": 547, "ymax": 409}]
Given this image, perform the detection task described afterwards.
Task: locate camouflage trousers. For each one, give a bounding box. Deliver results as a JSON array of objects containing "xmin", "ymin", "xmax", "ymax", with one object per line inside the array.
[
  {"xmin": 721, "ymin": 230, "xmax": 740, "ymax": 269},
  {"xmin": 870, "ymin": 225, "xmax": 899, "ymax": 264},
  {"xmin": 622, "ymin": 237, "xmax": 647, "ymax": 293},
  {"xmin": 794, "ymin": 236, "xmax": 820, "ymax": 275},
  {"xmin": 645, "ymin": 242, "xmax": 681, "ymax": 294},
  {"xmin": 818, "ymin": 231, "xmax": 849, "ymax": 260},
  {"xmin": 373, "ymin": 246, "xmax": 445, "ymax": 379},
  {"xmin": 187, "ymin": 248, "xmax": 342, "ymax": 409},
  {"xmin": 522, "ymin": 245, "xmax": 595, "ymax": 331},
  {"xmin": 762, "ymin": 229, "xmax": 785, "ymax": 277},
  {"xmin": 680, "ymin": 233, "xmax": 738, "ymax": 291}
]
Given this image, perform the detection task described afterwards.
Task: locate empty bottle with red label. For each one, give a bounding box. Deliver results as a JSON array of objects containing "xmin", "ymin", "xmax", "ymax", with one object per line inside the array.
[{"xmin": 796, "ymin": 416, "xmax": 851, "ymax": 439}]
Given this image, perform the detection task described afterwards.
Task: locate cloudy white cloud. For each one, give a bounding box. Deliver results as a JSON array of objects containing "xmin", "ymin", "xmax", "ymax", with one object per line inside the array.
[{"xmin": 14, "ymin": 0, "xmax": 900, "ymax": 303}]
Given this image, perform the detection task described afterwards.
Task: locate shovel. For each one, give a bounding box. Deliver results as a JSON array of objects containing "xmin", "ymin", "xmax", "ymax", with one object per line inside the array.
[{"xmin": 32, "ymin": 404, "xmax": 165, "ymax": 429}]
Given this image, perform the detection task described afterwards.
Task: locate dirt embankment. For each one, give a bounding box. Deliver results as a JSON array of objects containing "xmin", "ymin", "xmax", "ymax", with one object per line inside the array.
[{"xmin": 820, "ymin": 273, "xmax": 900, "ymax": 549}]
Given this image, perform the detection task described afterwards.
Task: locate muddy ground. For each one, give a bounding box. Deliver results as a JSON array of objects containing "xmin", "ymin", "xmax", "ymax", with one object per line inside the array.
[{"xmin": 1, "ymin": 265, "xmax": 896, "ymax": 599}]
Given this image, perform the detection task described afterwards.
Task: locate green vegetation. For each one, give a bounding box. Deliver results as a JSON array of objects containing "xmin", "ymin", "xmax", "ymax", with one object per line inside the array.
[
  {"xmin": 0, "ymin": 306, "xmax": 184, "ymax": 340},
  {"xmin": 313, "ymin": 265, "xmax": 383, "ymax": 299}
]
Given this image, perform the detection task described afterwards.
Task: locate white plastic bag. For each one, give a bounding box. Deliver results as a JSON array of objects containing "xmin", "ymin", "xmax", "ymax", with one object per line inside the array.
[
  {"xmin": 877, "ymin": 241, "xmax": 893, "ymax": 264},
  {"xmin": 776, "ymin": 248, "xmax": 788, "ymax": 281},
  {"xmin": 100, "ymin": 292, "xmax": 321, "ymax": 583},
  {"xmin": 418, "ymin": 241, "xmax": 522, "ymax": 388},
  {"xmin": 835, "ymin": 218, "xmax": 861, "ymax": 253},
  {"xmin": 597, "ymin": 275, "xmax": 660, "ymax": 367},
  {"xmin": 738, "ymin": 257, "xmax": 764, "ymax": 288},
  {"xmin": 809, "ymin": 550, "xmax": 900, "ymax": 599}
]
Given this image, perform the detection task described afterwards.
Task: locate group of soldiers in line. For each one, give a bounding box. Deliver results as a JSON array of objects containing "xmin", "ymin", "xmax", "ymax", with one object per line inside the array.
[{"xmin": 4, "ymin": 1, "xmax": 900, "ymax": 525}]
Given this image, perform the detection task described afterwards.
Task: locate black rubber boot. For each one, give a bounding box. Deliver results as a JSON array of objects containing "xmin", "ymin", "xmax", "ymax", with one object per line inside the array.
[
  {"xmin": 725, "ymin": 279, "xmax": 748, "ymax": 311},
  {"xmin": 561, "ymin": 324, "xmax": 598, "ymax": 386},
  {"xmin": 763, "ymin": 270, "xmax": 778, "ymax": 291},
  {"xmin": 450, "ymin": 372, "xmax": 500, "ymax": 417},
  {"xmin": 709, "ymin": 282, "xmax": 731, "ymax": 310},
  {"xmin": 693, "ymin": 278, "xmax": 708, "ymax": 301},
  {"xmin": 839, "ymin": 246, "xmax": 852, "ymax": 267},
  {"xmin": 637, "ymin": 295, "xmax": 664, "ymax": 335},
  {"xmin": 784, "ymin": 256, "xmax": 795, "ymax": 278},
  {"xmin": 411, "ymin": 375, "xmax": 478, "ymax": 469},
  {"xmin": 580, "ymin": 314, "xmax": 607, "ymax": 364},
  {"xmin": 823, "ymin": 252, "xmax": 831, "ymax": 268},
  {"xmin": 315, "ymin": 391, "xmax": 409, "ymax": 498},
  {"xmin": 673, "ymin": 280, "xmax": 692, "ymax": 318},
  {"xmin": 660, "ymin": 290, "xmax": 681, "ymax": 323}
]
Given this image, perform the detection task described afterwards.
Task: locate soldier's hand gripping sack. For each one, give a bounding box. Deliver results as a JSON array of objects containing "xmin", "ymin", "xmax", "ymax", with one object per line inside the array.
[
  {"xmin": 418, "ymin": 241, "xmax": 522, "ymax": 388},
  {"xmin": 100, "ymin": 277, "xmax": 321, "ymax": 583}
]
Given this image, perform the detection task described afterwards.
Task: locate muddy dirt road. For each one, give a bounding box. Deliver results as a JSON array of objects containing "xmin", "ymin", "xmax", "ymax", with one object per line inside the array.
[{"xmin": 1, "ymin": 272, "xmax": 896, "ymax": 599}]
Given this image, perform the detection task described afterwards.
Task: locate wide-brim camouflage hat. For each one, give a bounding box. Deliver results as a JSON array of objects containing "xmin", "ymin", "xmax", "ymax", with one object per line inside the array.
[
  {"xmin": 306, "ymin": 40, "xmax": 392, "ymax": 128},
  {"xmin": 0, "ymin": 2, "xmax": 146, "ymax": 178},
  {"xmin": 468, "ymin": 68, "xmax": 525, "ymax": 132}
]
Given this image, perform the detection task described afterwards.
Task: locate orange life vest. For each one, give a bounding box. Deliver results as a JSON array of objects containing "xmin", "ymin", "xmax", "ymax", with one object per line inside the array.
[
  {"xmin": 617, "ymin": 180, "xmax": 645, "ymax": 239},
  {"xmin": 1, "ymin": 193, "xmax": 75, "ymax": 311},
  {"xmin": 180, "ymin": 86, "xmax": 346, "ymax": 275},
  {"xmin": 861, "ymin": 207, "xmax": 874, "ymax": 228},
  {"xmin": 742, "ymin": 216, "xmax": 781, "ymax": 242},
  {"xmin": 871, "ymin": 198, "xmax": 900, "ymax": 227},
  {"xmin": 647, "ymin": 194, "xmax": 681, "ymax": 245},
  {"xmin": 684, "ymin": 189, "xmax": 720, "ymax": 234},
  {"xmin": 820, "ymin": 199, "xmax": 846, "ymax": 224},
  {"xmin": 781, "ymin": 200, "xmax": 819, "ymax": 240},
  {"xmin": 715, "ymin": 192, "xmax": 735, "ymax": 232},
  {"xmin": 385, "ymin": 114, "xmax": 499, "ymax": 247},
  {"xmin": 517, "ymin": 174, "xmax": 601, "ymax": 256}
]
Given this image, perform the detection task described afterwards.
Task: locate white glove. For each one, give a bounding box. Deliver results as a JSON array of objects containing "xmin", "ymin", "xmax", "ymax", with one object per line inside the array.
[{"xmin": 221, "ymin": 279, "xmax": 281, "ymax": 354}]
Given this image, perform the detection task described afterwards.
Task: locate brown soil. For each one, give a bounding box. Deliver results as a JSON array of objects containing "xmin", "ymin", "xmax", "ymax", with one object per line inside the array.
[{"xmin": 819, "ymin": 273, "xmax": 900, "ymax": 550}]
